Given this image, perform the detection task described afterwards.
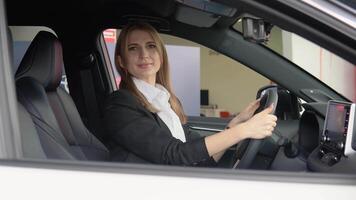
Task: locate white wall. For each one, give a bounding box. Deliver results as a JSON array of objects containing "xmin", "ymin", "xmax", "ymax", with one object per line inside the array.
[
  {"xmin": 282, "ymin": 31, "xmax": 355, "ymax": 101},
  {"xmin": 199, "ymin": 48, "xmax": 269, "ymax": 114},
  {"xmin": 167, "ymin": 45, "xmax": 200, "ymax": 116}
]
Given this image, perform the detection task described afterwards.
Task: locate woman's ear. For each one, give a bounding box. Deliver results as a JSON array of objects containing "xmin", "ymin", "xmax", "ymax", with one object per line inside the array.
[
  {"xmin": 117, "ymin": 55, "xmax": 128, "ymax": 77},
  {"xmin": 117, "ymin": 55, "xmax": 124, "ymax": 68}
]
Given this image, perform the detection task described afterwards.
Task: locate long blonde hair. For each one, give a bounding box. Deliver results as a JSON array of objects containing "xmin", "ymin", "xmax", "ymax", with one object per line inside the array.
[{"xmin": 114, "ymin": 22, "xmax": 187, "ymax": 124}]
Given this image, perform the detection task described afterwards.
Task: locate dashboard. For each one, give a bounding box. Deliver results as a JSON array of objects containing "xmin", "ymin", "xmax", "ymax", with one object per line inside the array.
[{"xmin": 304, "ymin": 101, "xmax": 356, "ymax": 173}]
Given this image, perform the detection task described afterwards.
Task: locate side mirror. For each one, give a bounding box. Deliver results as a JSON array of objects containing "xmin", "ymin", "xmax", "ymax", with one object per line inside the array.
[{"xmin": 242, "ymin": 15, "xmax": 273, "ymax": 44}]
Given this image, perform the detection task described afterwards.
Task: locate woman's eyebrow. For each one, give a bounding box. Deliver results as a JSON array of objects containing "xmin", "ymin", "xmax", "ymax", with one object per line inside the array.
[
  {"xmin": 127, "ymin": 41, "xmax": 155, "ymax": 46},
  {"xmin": 127, "ymin": 43, "xmax": 139, "ymax": 46}
]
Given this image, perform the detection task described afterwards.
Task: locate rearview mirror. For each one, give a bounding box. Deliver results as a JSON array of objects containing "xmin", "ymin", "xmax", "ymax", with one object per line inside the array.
[{"xmin": 242, "ymin": 15, "xmax": 273, "ymax": 44}]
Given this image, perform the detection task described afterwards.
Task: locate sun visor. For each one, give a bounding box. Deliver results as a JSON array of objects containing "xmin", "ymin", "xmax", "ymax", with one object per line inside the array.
[{"xmin": 175, "ymin": 0, "xmax": 237, "ymax": 27}]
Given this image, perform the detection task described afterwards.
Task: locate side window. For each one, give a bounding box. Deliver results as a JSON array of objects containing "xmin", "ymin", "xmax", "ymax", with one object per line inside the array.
[
  {"xmin": 103, "ymin": 29, "xmax": 270, "ymax": 118},
  {"xmin": 9, "ymin": 26, "xmax": 69, "ymax": 93},
  {"xmin": 161, "ymin": 33, "xmax": 271, "ymax": 118},
  {"xmin": 103, "ymin": 29, "xmax": 121, "ymax": 88}
]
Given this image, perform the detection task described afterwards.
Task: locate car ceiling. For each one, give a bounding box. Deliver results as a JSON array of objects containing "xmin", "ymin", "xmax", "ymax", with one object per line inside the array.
[
  {"xmin": 6, "ymin": 0, "xmax": 221, "ymax": 28},
  {"xmin": 5, "ymin": 0, "xmax": 356, "ymax": 68},
  {"xmin": 5, "ymin": 0, "xmax": 242, "ymax": 53}
]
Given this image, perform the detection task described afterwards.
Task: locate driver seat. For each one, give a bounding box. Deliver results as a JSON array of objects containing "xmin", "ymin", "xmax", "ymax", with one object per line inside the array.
[{"xmin": 15, "ymin": 31, "xmax": 109, "ymax": 161}]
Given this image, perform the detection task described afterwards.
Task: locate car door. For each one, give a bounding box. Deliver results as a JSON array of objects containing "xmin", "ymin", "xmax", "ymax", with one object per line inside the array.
[
  {"xmin": 1, "ymin": 0, "xmax": 356, "ymax": 199},
  {"xmin": 0, "ymin": 0, "xmax": 22, "ymax": 160}
]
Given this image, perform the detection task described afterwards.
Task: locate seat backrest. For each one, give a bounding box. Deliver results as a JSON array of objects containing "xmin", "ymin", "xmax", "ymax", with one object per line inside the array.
[
  {"xmin": 15, "ymin": 31, "xmax": 109, "ymax": 161},
  {"xmin": 8, "ymin": 27, "xmax": 51, "ymax": 159}
]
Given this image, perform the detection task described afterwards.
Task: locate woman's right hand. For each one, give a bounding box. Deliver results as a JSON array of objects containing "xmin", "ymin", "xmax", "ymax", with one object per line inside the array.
[{"xmin": 237, "ymin": 104, "xmax": 277, "ymax": 140}]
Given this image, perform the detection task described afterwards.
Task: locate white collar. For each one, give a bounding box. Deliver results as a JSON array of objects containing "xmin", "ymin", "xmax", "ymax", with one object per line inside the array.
[
  {"xmin": 132, "ymin": 77, "xmax": 170, "ymax": 103},
  {"xmin": 132, "ymin": 77, "xmax": 186, "ymax": 142}
]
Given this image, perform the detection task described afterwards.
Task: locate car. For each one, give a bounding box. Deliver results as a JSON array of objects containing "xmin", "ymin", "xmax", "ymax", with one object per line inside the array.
[{"xmin": 0, "ymin": 0, "xmax": 356, "ymax": 199}]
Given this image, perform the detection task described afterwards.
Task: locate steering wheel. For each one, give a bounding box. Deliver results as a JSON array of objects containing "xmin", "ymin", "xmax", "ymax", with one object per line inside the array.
[{"xmin": 233, "ymin": 84, "xmax": 278, "ymax": 169}]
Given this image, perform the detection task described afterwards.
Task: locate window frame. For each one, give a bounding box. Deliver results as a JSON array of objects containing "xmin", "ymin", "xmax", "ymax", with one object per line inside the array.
[{"xmin": 0, "ymin": 0, "xmax": 22, "ymax": 159}]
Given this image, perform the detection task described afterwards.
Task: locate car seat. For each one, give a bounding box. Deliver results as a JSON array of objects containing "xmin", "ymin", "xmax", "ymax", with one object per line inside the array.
[
  {"xmin": 7, "ymin": 27, "xmax": 49, "ymax": 159},
  {"xmin": 15, "ymin": 31, "xmax": 109, "ymax": 161}
]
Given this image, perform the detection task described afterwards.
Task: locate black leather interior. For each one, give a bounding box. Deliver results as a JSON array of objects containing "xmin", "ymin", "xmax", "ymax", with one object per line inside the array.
[
  {"xmin": 8, "ymin": 28, "xmax": 47, "ymax": 159},
  {"xmin": 15, "ymin": 31, "xmax": 110, "ymax": 161},
  {"xmin": 16, "ymin": 31, "xmax": 62, "ymax": 91},
  {"xmin": 17, "ymin": 102, "xmax": 47, "ymax": 159},
  {"xmin": 275, "ymin": 89, "xmax": 300, "ymax": 120}
]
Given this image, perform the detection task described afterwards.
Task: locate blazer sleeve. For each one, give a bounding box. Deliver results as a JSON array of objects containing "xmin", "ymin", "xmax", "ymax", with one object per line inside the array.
[
  {"xmin": 104, "ymin": 91, "xmax": 215, "ymax": 166},
  {"xmin": 183, "ymin": 125, "xmax": 218, "ymax": 167}
]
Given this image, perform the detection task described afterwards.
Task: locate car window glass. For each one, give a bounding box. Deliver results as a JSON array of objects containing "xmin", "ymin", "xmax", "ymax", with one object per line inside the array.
[
  {"xmin": 9, "ymin": 26, "xmax": 69, "ymax": 93},
  {"xmin": 103, "ymin": 29, "xmax": 270, "ymax": 118},
  {"xmin": 233, "ymin": 22, "xmax": 356, "ymax": 102}
]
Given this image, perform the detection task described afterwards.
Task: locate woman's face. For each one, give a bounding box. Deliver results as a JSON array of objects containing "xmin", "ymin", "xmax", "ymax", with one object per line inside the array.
[{"xmin": 120, "ymin": 29, "xmax": 162, "ymax": 85}]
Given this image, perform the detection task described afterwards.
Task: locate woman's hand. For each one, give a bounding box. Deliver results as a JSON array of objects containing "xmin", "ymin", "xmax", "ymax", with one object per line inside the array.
[
  {"xmin": 205, "ymin": 104, "xmax": 277, "ymax": 159},
  {"xmin": 236, "ymin": 104, "xmax": 277, "ymax": 140},
  {"xmin": 227, "ymin": 98, "xmax": 260, "ymax": 128}
]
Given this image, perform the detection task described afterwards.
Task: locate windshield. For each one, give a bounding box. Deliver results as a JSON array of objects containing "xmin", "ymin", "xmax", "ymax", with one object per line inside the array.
[
  {"xmin": 277, "ymin": 30, "xmax": 355, "ymax": 102},
  {"xmin": 233, "ymin": 21, "xmax": 355, "ymax": 102}
]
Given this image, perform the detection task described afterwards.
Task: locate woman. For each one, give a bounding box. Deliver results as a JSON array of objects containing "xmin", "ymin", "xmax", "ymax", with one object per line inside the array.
[{"xmin": 104, "ymin": 22, "xmax": 277, "ymax": 166}]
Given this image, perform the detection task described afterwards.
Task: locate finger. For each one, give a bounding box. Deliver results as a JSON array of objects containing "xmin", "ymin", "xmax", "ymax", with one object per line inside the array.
[
  {"xmin": 248, "ymin": 98, "xmax": 260, "ymax": 107},
  {"xmin": 267, "ymin": 114, "xmax": 278, "ymax": 122},
  {"xmin": 253, "ymin": 101, "xmax": 260, "ymax": 109},
  {"xmin": 267, "ymin": 122, "xmax": 276, "ymax": 129},
  {"xmin": 262, "ymin": 130, "xmax": 272, "ymax": 138},
  {"xmin": 266, "ymin": 126, "xmax": 273, "ymax": 135},
  {"xmin": 261, "ymin": 103, "xmax": 274, "ymax": 114},
  {"xmin": 272, "ymin": 121, "xmax": 277, "ymax": 127},
  {"xmin": 271, "ymin": 115, "xmax": 277, "ymax": 121},
  {"xmin": 266, "ymin": 125, "xmax": 274, "ymax": 131},
  {"xmin": 253, "ymin": 99, "xmax": 261, "ymax": 107},
  {"xmin": 251, "ymin": 104, "xmax": 260, "ymax": 113},
  {"xmin": 268, "ymin": 103, "xmax": 274, "ymax": 110},
  {"xmin": 270, "ymin": 126, "xmax": 275, "ymax": 132},
  {"xmin": 248, "ymin": 100, "xmax": 261, "ymax": 112}
]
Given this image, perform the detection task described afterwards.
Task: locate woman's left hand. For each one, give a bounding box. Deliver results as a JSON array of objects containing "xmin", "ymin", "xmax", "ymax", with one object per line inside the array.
[{"xmin": 227, "ymin": 98, "xmax": 260, "ymax": 128}]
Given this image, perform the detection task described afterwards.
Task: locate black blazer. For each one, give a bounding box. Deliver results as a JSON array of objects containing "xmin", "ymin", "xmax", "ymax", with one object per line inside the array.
[{"xmin": 103, "ymin": 89, "xmax": 216, "ymax": 166}]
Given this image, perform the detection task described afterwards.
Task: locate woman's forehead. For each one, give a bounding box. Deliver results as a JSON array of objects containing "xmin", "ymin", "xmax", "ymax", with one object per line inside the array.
[{"xmin": 127, "ymin": 29, "xmax": 155, "ymax": 44}]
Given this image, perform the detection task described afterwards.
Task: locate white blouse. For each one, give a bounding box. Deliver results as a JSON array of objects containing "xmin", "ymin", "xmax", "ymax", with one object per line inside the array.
[{"xmin": 133, "ymin": 77, "xmax": 186, "ymax": 142}]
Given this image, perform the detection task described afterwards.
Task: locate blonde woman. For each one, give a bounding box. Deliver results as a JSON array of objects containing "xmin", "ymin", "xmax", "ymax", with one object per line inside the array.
[{"xmin": 104, "ymin": 23, "xmax": 277, "ymax": 166}]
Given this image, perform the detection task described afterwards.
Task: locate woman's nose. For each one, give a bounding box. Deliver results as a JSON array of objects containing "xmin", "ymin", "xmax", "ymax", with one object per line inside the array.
[{"xmin": 139, "ymin": 48, "xmax": 149, "ymax": 58}]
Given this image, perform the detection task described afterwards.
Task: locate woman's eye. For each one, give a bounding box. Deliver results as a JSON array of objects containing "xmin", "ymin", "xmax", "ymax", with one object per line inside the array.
[
  {"xmin": 148, "ymin": 44, "xmax": 156, "ymax": 49},
  {"xmin": 128, "ymin": 46, "xmax": 137, "ymax": 51}
]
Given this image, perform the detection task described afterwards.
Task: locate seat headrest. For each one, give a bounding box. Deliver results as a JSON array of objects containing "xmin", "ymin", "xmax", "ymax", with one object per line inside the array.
[{"xmin": 15, "ymin": 31, "xmax": 63, "ymax": 91}]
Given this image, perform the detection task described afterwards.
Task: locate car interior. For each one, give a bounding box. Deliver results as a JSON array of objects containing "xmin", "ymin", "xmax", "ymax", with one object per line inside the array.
[
  {"xmin": 4, "ymin": 0, "xmax": 356, "ymax": 174},
  {"xmin": 15, "ymin": 31, "xmax": 110, "ymax": 161}
]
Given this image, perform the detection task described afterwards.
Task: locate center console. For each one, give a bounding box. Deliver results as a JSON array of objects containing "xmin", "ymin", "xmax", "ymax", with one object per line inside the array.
[{"xmin": 308, "ymin": 100, "xmax": 356, "ymax": 172}]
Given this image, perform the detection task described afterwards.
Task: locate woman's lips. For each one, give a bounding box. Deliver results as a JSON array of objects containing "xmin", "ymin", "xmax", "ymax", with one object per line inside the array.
[{"xmin": 137, "ymin": 63, "xmax": 153, "ymax": 68}]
